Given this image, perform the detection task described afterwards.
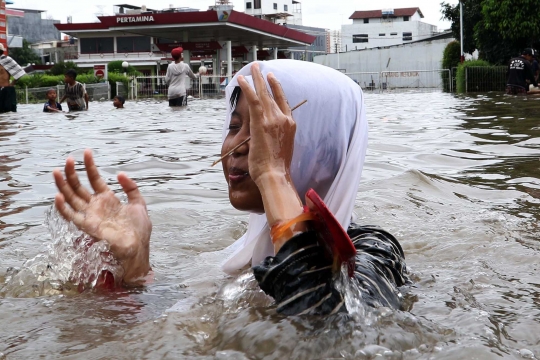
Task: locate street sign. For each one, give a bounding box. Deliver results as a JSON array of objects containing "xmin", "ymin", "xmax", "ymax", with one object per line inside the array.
[{"xmin": 93, "ymin": 64, "xmax": 108, "ymax": 80}]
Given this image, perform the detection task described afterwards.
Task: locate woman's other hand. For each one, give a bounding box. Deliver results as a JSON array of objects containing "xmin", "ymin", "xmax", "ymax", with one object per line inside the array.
[{"xmin": 53, "ymin": 149, "xmax": 152, "ymax": 286}]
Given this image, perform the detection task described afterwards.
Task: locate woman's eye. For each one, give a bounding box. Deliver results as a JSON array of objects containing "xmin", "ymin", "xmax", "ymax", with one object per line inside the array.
[{"xmin": 228, "ymin": 124, "xmax": 240, "ymax": 131}]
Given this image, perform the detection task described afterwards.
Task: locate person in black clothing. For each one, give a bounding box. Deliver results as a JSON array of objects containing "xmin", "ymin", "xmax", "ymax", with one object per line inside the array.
[
  {"xmin": 506, "ymin": 48, "xmax": 538, "ymax": 95},
  {"xmin": 51, "ymin": 60, "xmax": 410, "ymax": 316}
]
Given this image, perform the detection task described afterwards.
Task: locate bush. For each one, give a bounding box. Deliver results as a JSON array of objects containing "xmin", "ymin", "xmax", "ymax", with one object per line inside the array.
[
  {"xmin": 107, "ymin": 60, "xmax": 141, "ymax": 75},
  {"xmin": 456, "ymin": 59, "xmax": 494, "ymax": 93},
  {"xmin": 108, "ymin": 73, "xmax": 130, "ymax": 98},
  {"xmin": 48, "ymin": 61, "xmax": 82, "ymax": 76},
  {"xmin": 442, "ymin": 41, "xmax": 462, "ymax": 70},
  {"xmin": 16, "ymin": 74, "xmax": 64, "ymax": 88}
]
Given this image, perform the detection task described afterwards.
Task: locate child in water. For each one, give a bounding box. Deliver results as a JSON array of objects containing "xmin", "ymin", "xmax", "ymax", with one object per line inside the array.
[
  {"xmin": 113, "ymin": 95, "xmax": 125, "ymax": 109},
  {"xmin": 59, "ymin": 69, "xmax": 88, "ymax": 111},
  {"xmin": 43, "ymin": 89, "xmax": 63, "ymax": 113},
  {"xmin": 52, "ymin": 61, "xmax": 409, "ymax": 316}
]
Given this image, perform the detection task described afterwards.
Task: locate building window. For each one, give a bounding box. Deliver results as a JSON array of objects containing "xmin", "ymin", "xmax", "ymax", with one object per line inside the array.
[
  {"xmin": 117, "ymin": 36, "xmax": 151, "ymax": 53},
  {"xmin": 254, "ymin": 0, "xmax": 261, "ymax": 9},
  {"xmin": 284, "ymin": 4, "xmax": 288, "ymax": 11},
  {"xmin": 403, "ymin": 16, "xmax": 410, "ymax": 21},
  {"xmin": 0, "ymin": 21, "xmax": 5, "ymax": 27},
  {"xmin": 390, "ymin": 32, "xmax": 397, "ymax": 35},
  {"xmin": 379, "ymin": 33, "xmax": 385, "ymax": 36},
  {"xmin": 352, "ymin": 34, "xmax": 368, "ymax": 43},
  {"xmin": 363, "ymin": 18, "xmax": 369, "ymax": 24},
  {"xmin": 80, "ymin": 37, "xmax": 114, "ymax": 54},
  {"xmin": 0, "ymin": 34, "xmax": 5, "ymax": 39},
  {"xmin": 402, "ymin": 32, "xmax": 412, "ymax": 41},
  {"xmin": 273, "ymin": 3, "xmax": 277, "ymax": 9},
  {"xmin": 246, "ymin": 2, "xmax": 252, "ymax": 8}
]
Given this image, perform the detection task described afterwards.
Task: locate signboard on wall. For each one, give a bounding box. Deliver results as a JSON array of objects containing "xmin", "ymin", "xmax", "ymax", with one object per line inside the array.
[{"xmin": 94, "ymin": 64, "xmax": 108, "ymax": 80}]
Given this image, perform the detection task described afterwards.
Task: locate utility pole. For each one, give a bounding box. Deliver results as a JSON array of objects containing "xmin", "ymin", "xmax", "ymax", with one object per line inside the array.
[{"xmin": 460, "ymin": 0, "xmax": 464, "ymax": 63}]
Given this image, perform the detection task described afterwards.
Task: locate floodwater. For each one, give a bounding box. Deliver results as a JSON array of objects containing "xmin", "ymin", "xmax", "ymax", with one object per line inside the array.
[{"xmin": 1, "ymin": 92, "xmax": 540, "ymax": 359}]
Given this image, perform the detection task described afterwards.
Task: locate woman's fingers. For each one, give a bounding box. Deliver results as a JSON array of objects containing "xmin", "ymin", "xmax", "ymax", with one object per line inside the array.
[
  {"xmin": 83, "ymin": 149, "xmax": 110, "ymax": 194},
  {"xmin": 267, "ymin": 73, "xmax": 291, "ymax": 116},
  {"xmin": 117, "ymin": 172, "xmax": 146, "ymax": 207},
  {"xmin": 238, "ymin": 75, "xmax": 264, "ymax": 123},
  {"xmin": 53, "ymin": 168, "xmax": 88, "ymax": 211},
  {"xmin": 54, "ymin": 193, "xmax": 86, "ymax": 227},
  {"xmin": 250, "ymin": 62, "xmax": 274, "ymax": 113},
  {"xmin": 65, "ymin": 157, "xmax": 92, "ymax": 202}
]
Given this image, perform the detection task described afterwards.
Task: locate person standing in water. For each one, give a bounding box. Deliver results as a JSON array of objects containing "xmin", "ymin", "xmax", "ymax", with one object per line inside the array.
[
  {"xmin": 165, "ymin": 47, "xmax": 198, "ymax": 107},
  {"xmin": 59, "ymin": 69, "xmax": 89, "ymax": 111},
  {"xmin": 0, "ymin": 43, "xmax": 26, "ymax": 113},
  {"xmin": 52, "ymin": 61, "xmax": 409, "ymax": 316},
  {"xmin": 506, "ymin": 48, "xmax": 538, "ymax": 95}
]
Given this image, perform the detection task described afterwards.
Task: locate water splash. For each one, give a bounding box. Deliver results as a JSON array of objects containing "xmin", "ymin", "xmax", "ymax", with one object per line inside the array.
[{"xmin": 0, "ymin": 206, "xmax": 124, "ymax": 297}]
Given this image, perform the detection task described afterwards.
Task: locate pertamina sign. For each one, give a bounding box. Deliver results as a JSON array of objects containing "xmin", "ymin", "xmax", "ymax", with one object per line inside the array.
[{"xmin": 117, "ymin": 15, "xmax": 155, "ymax": 23}]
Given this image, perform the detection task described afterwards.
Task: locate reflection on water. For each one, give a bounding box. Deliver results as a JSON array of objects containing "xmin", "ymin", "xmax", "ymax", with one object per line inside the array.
[{"xmin": 1, "ymin": 93, "xmax": 539, "ymax": 359}]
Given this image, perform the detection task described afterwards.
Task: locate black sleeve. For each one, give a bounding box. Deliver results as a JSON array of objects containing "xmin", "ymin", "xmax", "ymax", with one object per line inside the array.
[{"xmin": 253, "ymin": 224, "xmax": 409, "ymax": 316}]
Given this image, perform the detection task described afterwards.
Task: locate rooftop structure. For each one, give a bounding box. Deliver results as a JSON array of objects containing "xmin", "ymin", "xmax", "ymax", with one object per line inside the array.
[{"xmin": 244, "ymin": 0, "xmax": 301, "ymax": 25}]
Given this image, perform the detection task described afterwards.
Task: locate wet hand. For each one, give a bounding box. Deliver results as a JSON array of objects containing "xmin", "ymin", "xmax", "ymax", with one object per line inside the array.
[
  {"xmin": 53, "ymin": 149, "xmax": 152, "ymax": 286},
  {"xmin": 237, "ymin": 62, "xmax": 296, "ymax": 184}
]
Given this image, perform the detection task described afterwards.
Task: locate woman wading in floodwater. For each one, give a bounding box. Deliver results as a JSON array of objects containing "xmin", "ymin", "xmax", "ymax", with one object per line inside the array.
[{"xmin": 52, "ymin": 60, "xmax": 409, "ymax": 315}]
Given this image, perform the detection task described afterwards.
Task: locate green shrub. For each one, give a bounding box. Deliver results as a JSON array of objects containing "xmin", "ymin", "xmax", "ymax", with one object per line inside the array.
[
  {"xmin": 16, "ymin": 74, "xmax": 64, "ymax": 88},
  {"xmin": 107, "ymin": 60, "xmax": 141, "ymax": 75},
  {"xmin": 75, "ymin": 74, "xmax": 103, "ymax": 84},
  {"xmin": 442, "ymin": 41, "xmax": 462, "ymax": 70},
  {"xmin": 108, "ymin": 73, "xmax": 129, "ymax": 98},
  {"xmin": 456, "ymin": 59, "xmax": 492, "ymax": 93},
  {"xmin": 48, "ymin": 61, "xmax": 82, "ymax": 76}
]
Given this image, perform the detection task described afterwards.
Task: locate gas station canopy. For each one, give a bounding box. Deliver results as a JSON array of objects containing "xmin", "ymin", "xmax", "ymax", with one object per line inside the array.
[{"xmin": 55, "ymin": 10, "xmax": 316, "ymax": 48}]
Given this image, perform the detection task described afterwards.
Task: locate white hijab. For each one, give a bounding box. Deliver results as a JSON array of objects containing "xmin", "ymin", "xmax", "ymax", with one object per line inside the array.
[{"xmin": 221, "ymin": 60, "xmax": 368, "ymax": 274}]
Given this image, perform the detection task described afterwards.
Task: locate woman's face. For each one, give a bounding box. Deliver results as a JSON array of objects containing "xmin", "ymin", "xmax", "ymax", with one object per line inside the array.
[{"xmin": 222, "ymin": 93, "xmax": 265, "ymax": 213}]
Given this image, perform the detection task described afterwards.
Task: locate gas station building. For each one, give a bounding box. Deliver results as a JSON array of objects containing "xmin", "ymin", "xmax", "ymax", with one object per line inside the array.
[{"xmin": 54, "ymin": 4, "xmax": 316, "ymax": 78}]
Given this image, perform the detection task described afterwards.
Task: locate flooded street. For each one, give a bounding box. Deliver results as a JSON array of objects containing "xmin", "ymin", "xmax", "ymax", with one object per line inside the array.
[{"xmin": 1, "ymin": 91, "xmax": 539, "ymax": 359}]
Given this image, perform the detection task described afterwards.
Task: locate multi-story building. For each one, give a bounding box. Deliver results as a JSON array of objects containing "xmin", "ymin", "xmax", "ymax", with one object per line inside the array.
[
  {"xmin": 6, "ymin": 8, "xmax": 61, "ymax": 44},
  {"xmin": 244, "ymin": 0, "xmax": 301, "ymax": 25},
  {"xmin": 242, "ymin": 0, "xmax": 327, "ymax": 60},
  {"xmin": 341, "ymin": 7, "xmax": 437, "ymax": 51}
]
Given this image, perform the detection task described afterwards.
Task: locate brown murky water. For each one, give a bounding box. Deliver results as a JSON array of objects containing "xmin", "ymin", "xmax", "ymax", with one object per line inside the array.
[{"xmin": 1, "ymin": 92, "xmax": 539, "ymax": 359}]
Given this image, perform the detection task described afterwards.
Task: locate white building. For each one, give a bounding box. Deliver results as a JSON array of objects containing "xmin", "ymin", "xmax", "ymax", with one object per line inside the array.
[
  {"xmin": 244, "ymin": 0, "xmax": 302, "ymax": 25},
  {"xmin": 341, "ymin": 7, "xmax": 437, "ymax": 52}
]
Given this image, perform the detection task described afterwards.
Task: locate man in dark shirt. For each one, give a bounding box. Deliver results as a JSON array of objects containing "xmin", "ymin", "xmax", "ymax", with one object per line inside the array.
[{"xmin": 506, "ymin": 48, "xmax": 538, "ymax": 95}]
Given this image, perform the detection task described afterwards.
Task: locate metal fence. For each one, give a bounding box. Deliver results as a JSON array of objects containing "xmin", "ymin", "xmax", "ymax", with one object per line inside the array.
[
  {"xmin": 344, "ymin": 72, "xmax": 380, "ymax": 91},
  {"xmin": 16, "ymin": 83, "xmax": 110, "ymax": 105},
  {"xmin": 464, "ymin": 66, "xmax": 507, "ymax": 92},
  {"xmin": 134, "ymin": 75, "xmax": 226, "ymax": 100},
  {"xmin": 380, "ymin": 70, "xmax": 451, "ymax": 91},
  {"xmin": 344, "ymin": 70, "xmax": 451, "ymax": 92}
]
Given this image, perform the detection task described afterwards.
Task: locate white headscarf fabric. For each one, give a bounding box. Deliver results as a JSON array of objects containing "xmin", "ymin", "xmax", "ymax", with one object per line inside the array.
[{"xmin": 221, "ymin": 60, "xmax": 368, "ymax": 274}]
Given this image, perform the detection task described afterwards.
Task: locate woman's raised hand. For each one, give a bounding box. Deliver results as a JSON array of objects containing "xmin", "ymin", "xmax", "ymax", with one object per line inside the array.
[
  {"xmin": 53, "ymin": 149, "xmax": 152, "ymax": 286},
  {"xmin": 237, "ymin": 62, "xmax": 296, "ymax": 184}
]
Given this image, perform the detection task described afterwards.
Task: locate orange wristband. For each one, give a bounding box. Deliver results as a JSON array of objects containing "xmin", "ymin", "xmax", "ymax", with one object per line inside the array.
[{"xmin": 270, "ymin": 212, "xmax": 316, "ymax": 244}]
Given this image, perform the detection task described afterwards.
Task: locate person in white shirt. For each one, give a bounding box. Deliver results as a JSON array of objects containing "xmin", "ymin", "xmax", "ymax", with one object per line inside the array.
[{"xmin": 165, "ymin": 47, "xmax": 198, "ymax": 106}]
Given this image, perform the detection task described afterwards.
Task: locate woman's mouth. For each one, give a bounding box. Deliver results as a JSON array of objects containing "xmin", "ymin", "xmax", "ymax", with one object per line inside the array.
[{"xmin": 228, "ymin": 167, "xmax": 250, "ymax": 183}]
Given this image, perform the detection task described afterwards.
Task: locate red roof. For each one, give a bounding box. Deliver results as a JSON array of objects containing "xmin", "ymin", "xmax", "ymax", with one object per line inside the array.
[{"xmin": 349, "ymin": 7, "xmax": 423, "ymax": 20}]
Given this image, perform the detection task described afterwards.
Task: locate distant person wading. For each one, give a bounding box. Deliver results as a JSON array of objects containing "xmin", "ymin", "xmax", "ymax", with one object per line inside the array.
[
  {"xmin": 165, "ymin": 47, "xmax": 198, "ymax": 107},
  {"xmin": 506, "ymin": 48, "xmax": 538, "ymax": 95},
  {"xmin": 0, "ymin": 43, "xmax": 26, "ymax": 113}
]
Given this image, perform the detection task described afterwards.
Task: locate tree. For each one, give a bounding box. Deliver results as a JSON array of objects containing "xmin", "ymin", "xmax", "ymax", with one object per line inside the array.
[
  {"xmin": 9, "ymin": 39, "xmax": 42, "ymax": 66},
  {"xmin": 440, "ymin": 0, "xmax": 540, "ymax": 65},
  {"xmin": 440, "ymin": 0, "xmax": 482, "ymax": 55},
  {"xmin": 48, "ymin": 61, "xmax": 81, "ymax": 75}
]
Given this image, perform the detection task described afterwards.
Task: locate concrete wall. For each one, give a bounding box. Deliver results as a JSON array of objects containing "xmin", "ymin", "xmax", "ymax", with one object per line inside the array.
[
  {"xmin": 314, "ymin": 37, "xmax": 454, "ymax": 88},
  {"xmin": 341, "ymin": 19, "xmax": 437, "ymax": 51},
  {"xmin": 8, "ymin": 11, "xmax": 60, "ymax": 43}
]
